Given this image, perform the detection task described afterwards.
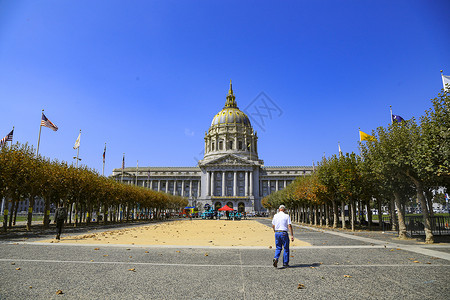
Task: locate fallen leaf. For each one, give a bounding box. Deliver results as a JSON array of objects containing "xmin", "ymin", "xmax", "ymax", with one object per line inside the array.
[
  {"xmin": 56, "ymin": 290, "xmax": 64, "ymax": 295},
  {"xmin": 29, "ymin": 286, "xmax": 32, "ymax": 289},
  {"xmin": 389, "ymin": 249, "xmax": 394, "ymax": 252},
  {"xmin": 343, "ymin": 275, "xmax": 352, "ymax": 278},
  {"xmin": 268, "ymin": 246, "xmax": 272, "ymax": 249},
  {"xmin": 129, "ymin": 256, "xmax": 132, "ymax": 258},
  {"xmin": 144, "ymin": 251, "xmax": 149, "ymax": 253},
  {"xmin": 15, "ymin": 268, "xmax": 21, "ymax": 270},
  {"xmin": 176, "ymin": 251, "xmax": 180, "ymax": 253},
  {"xmin": 103, "ymin": 255, "xmax": 109, "ymax": 257},
  {"xmin": 413, "ymin": 261, "xmax": 420, "ymax": 263},
  {"xmin": 90, "ymin": 260, "xmax": 94, "ymax": 262},
  {"xmin": 94, "ymin": 248, "xmax": 100, "ymax": 250},
  {"xmin": 396, "ymin": 248, "xmax": 401, "ymax": 250},
  {"xmin": 11, "ymin": 262, "xmax": 15, "ymax": 265},
  {"xmin": 297, "ymin": 283, "xmax": 305, "ymax": 289},
  {"xmin": 128, "ymin": 268, "xmax": 136, "ymax": 272},
  {"xmin": 205, "ymin": 253, "xmax": 209, "ymax": 256},
  {"xmin": 426, "ymin": 262, "xmax": 431, "ymax": 264}
]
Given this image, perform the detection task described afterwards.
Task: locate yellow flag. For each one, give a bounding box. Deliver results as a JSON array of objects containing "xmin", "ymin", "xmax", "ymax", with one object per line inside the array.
[{"xmin": 359, "ymin": 130, "xmax": 376, "ymax": 142}]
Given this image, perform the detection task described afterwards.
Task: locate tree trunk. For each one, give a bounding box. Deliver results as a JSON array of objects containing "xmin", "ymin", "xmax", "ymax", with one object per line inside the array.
[
  {"xmin": 377, "ymin": 198, "xmax": 382, "ymax": 230},
  {"xmin": 309, "ymin": 204, "xmax": 313, "ymax": 225},
  {"xmin": 350, "ymin": 201, "xmax": 355, "ymax": 231},
  {"xmin": 390, "ymin": 198, "xmax": 397, "ymax": 231},
  {"xmin": 406, "ymin": 171, "xmax": 434, "ymax": 243},
  {"xmin": 8, "ymin": 200, "xmax": 16, "ymax": 228},
  {"xmin": 13, "ymin": 200, "xmax": 19, "ymax": 226},
  {"xmin": 26, "ymin": 196, "xmax": 35, "ymax": 231},
  {"xmin": 325, "ymin": 203, "xmax": 329, "ymax": 227},
  {"xmin": 425, "ymin": 190, "xmax": 434, "ymax": 217},
  {"xmin": 43, "ymin": 197, "xmax": 51, "ymax": 228},
  {"xmin": 341, "ymin": 200, "xmax": 346, "ymax": 229},
  {"xmin": 367, "ymin": 200, "xmax": 373, "ymax": 230},
  {"xmin": 314, "ymin": 205, "xmax": 318, "ymax": 225},
  {"xmin": 332, "ymin": 200, "xmax": 338, "ymax": 228},
  {"xmin": 393, "ymin": 191, "xmax": 407, "ymax": 239},
  {"xmin": 2, "ymin": 199, "xmax": 9, "ymax": 232}
]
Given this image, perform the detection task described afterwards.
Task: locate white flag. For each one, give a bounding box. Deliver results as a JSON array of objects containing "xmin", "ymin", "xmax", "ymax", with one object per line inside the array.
[
  {"xmin": 442, "ymin": 74, "xmax": 450, "ymax": 91},
  {"xmin": 73, "ymin": 132, "xmax": 81, "ymax": 149}
]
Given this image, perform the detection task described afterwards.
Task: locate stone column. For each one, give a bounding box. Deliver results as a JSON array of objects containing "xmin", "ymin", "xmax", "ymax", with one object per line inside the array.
[
  {"xmin": 197, "ymin": 180, "xmax": 200, "ymax": 198},
  {"xmin": 189, "ymin": 180, "xmax": 192, "ymax": 198},
  {"xmin": 284, "ymin": 180, "xmax": 286, "ymax": 189},
  {"xmin": 181, "ymin": 180, "xmax": 185, "ymax": 197},
  {"xmin": 165, "ymin": 180, "xmax": 168, "ymax": 193},
  {"xmin": 173, "ymin": 180, "xmax": 177, "ymax": 195},
  {"xmin": 233, "ymin": 171, "xmax": 237, "ymax": 196},
  {"xmin": 211, "ymin": 171, "xmax": 215, "ymax": 196},
  {"xmin": 245, "ymin": 171, "xmax": 248, "ymax": 196},
  {"xmin": 222, "ymin": 171, "xmax": 225, "ymax": 197},
  {"xmin": 249, "ymin": 171, "xmax": 253, "ymax": 196},
  {"xmin": 276, "ymin": 179, "xmax": 279, "ymax": 191},
  {"xmin": 206, "ymin": 172, "xmax": 210, "ymax": 196}
]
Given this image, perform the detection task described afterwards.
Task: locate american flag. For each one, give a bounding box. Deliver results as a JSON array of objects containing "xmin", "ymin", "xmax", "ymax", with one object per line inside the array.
[
  {"xmin": 103, "ymin": 144, "xmax": 106, "ymax": 163},
  {"xmin": 41, "ymin": 113, "xmax": 58, "ymax": 131},
  {"xmin": 0, "ymin": 129, "xmax": 14, "ymax": 147}
]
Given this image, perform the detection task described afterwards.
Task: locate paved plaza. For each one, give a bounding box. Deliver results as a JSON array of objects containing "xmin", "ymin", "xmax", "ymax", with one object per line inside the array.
[{"xmin": 1, "ymin": 219, "xmax": 449, "ymax": 299}]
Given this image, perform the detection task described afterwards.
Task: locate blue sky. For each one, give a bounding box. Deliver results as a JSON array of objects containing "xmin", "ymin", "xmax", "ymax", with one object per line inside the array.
[{"xmin": 1, "ymin": 0, "xmax": 449, "ymax": 175}]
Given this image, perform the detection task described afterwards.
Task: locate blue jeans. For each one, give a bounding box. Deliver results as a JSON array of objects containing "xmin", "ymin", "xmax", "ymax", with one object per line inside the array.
[{"xmin": 274, "ymin": 231, "xmax": 290, "ymax": 265}]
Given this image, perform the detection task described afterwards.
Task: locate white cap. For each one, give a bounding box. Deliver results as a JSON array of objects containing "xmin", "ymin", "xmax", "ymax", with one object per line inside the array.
[{"xmin": 279, "ymin": 205, "xmax": 286, "ymax": 209}]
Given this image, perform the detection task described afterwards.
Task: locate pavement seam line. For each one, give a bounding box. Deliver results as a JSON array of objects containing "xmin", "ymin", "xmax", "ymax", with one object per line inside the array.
[{"xmin": 0, "ymin": 258, "xmax": 448, "ymax": 268}]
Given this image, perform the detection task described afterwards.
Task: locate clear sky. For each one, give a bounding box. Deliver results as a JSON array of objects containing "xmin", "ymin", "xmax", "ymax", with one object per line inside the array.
[{"xmin": 1, "ymin": 0, "xmax": 449, "ymax": 176}]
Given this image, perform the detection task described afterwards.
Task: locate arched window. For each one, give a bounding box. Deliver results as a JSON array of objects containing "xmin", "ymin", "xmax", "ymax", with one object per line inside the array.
[
  {"xmin": 219, "ymin": 141, "xmax": 223, "ymax": 150},
  {"xmin": 211, "ymin": 142, "xmax": 215, "ymax": 151},
  {"xmin": 238, "ymin": 141, "xmax": 243, "ymax": 150},
  {"xmin": 228, "ymin": 140, "xmax": 233, "ymax": 150},
  {"xmin": 226, "ymin": 202, "xmax": 234, "ymax": 209},
  {"xmin": 214, "ymin": 202, "xmax": 222, "ymax": 211}
]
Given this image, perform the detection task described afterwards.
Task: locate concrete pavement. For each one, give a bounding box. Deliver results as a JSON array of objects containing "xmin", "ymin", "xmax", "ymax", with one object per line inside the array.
[{"xmin": 1, "ymin": 219, "xmax": 449, "ymax": 299}]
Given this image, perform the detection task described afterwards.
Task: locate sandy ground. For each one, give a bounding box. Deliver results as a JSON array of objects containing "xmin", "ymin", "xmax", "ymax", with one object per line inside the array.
[{"xmin": 40, "ymin": 219, "xmax": 311, "ymax": 247}]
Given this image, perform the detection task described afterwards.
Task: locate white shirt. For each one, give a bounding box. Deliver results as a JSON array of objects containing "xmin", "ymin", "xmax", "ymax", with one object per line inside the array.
[{"xmin": 272, "ymin": 211, "xmax": 291, "ymax": 231}]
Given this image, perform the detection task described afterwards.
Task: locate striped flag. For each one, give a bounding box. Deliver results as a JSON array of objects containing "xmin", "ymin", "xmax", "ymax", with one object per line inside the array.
[
  {"xmin": 103, "ymin": 144, "xmax": 106, "ymax": 164},
  {"xmin": 41, "ymin": 113, "xmax": 58, "ymax": 131},
  {"xmin": 0, "ymin": 129, "xmax": 14, "ymax": 147}
]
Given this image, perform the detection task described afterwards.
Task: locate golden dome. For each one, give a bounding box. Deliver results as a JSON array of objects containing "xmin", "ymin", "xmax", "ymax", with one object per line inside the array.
[{"xmin": 210, "ymin": 80, "xmax": 251, "ymax": 127}]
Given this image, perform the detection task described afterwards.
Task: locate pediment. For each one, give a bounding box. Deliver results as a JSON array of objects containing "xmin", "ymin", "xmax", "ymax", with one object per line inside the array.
[{"xmin": 200, "ymin": 154, "xmax": 255, "ymax": 167}]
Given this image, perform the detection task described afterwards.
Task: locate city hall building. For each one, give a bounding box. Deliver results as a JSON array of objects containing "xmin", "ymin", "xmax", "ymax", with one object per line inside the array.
[{"xmin": 112, "ymin": 82, "xmax": 312, "ymax": 213}]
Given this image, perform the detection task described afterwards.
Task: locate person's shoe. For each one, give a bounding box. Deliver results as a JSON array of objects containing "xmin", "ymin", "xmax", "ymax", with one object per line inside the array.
[
  {"xmin": 283, "ymin": 264, "xmax": 289, "ymax": 268},
  {"xmin": 272, "ymin": 258, "xmax": 278, "ymax": 268},
  {"xmin": 56, "ymin": 235, "xmax": 60, "ymax": 240}
]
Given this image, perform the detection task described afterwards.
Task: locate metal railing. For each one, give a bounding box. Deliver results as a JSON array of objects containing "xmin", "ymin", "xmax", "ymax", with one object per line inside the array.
[{"xmin": 405, "ymin": 215, "xmax": 450, "ymax": 236}]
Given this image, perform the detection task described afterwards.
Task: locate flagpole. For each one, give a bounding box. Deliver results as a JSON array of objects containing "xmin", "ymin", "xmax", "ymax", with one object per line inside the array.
[
  {"xmin": 10, "ymin": 126, "xmax": 14, "ymax": 147},
  {"xmin": 75, "ymin": 129, "xmax": 81, "ymax": 168},
  {"xmin": 359, "ymin": 127, "xmax": 361, "ymax": 142},
  {"xmin": 121, "ymin": 153, "xmax": 124, "ymax": 183},
  {"xmin": 36, "ymin": 109, "xmax": 44, "ymax": 156},
  {"xmin": 136, "ymin": 160, "xmax": 139, "ymax": 186},
  {"xmin": 390, "ymin": 105, "xmax": 393, "ymax": 125},
  {"xmin": 102, "ymin": 143, "xmax": 106, "ymax": 176}
]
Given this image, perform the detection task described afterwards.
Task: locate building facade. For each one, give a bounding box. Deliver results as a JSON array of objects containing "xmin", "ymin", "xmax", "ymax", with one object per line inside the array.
[{"xmin": 112, "ymin": 82, "xmax": 312, "ymax": 213}]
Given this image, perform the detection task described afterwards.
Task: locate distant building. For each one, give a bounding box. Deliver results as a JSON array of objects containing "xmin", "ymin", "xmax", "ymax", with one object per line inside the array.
[{"xmin": 112, "ymin": 82, "xmax": 312, "ymax": 213}]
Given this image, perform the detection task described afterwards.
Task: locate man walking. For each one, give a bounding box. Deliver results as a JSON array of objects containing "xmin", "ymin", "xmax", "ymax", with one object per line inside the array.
[
  {"xmin": 272, "ymin": 205, "xmax": 294, "ymax": 268},
  {"xmin": 54, "ymin": 204, "xmax": 67, "ymax": 240}
]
